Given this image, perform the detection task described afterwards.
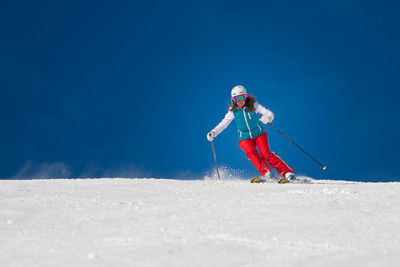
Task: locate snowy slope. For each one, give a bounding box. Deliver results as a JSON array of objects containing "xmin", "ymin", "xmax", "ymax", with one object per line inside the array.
[{"xmin": 1, "ymin": 177, "xmax": 400, "ymax": 267}]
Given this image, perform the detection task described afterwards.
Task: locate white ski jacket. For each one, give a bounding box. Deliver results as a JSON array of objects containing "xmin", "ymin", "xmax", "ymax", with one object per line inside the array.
[{"xmin": 212, "ymin": 102, "xmax": 274, "ymax": 136}]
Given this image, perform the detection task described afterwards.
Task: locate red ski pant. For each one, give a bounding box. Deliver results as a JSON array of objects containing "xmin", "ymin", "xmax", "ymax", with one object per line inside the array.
[{"xmin": 238, "ymin": 132, "xmax": 294, "ymax": 178}]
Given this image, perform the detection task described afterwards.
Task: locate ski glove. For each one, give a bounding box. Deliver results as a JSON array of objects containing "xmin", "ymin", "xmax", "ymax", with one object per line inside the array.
[
  {"xmin": 207, "ymin": 131, "xmax": 217, "ymax": 142},
  {"xmin": 259, "ymin": 114, "xmax": 273, "ymax": 124}
]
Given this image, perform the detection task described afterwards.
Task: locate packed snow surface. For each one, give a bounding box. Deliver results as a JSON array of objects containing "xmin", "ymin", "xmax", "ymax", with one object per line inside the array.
[{"xmin": 1, "ymin": 177, "xmax": 400, "ymax": 267}]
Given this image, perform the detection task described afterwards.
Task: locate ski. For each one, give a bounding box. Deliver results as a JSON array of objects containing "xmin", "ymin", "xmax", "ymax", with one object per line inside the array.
[
  {"xmin": 278, "ymin": 178, "xmax": 289, "ymax": 184},
  {"xmin": 250, "ymin": 177, "xmax": 291, "ymax": 184},
  {"xmin": 250, "ymin": 177, "xmax": 266, "ymax": 183}
]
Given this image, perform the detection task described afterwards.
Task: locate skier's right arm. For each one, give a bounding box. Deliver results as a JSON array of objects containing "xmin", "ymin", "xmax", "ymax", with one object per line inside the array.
[{"xmin": 207, "ymin": 111, "xmax": 234, "ymax": 141}]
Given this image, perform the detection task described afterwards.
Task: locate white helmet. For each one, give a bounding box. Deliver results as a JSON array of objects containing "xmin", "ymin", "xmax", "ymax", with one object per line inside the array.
[{"xmin": 231, "ymin": 85, "xmax": 247, "ymax": 97}]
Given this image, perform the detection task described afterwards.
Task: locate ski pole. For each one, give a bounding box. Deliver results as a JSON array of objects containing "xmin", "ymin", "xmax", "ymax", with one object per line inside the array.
[
  {"xmin": 211, "ymin": 140, "xmax": 221, "ymax": 181},
  {"xmin": 268, "ymin": 123, "xmax": 328, "ymax": 171}
]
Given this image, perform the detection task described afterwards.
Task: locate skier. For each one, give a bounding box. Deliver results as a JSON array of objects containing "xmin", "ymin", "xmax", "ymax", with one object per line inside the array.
[{"xmin": 207, "ymin": 85, "xmax": 295, "ymax": 183}]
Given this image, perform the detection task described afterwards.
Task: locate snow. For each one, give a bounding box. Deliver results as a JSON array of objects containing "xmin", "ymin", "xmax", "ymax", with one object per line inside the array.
[{"xmin": 1, "ymin": 177, "xmax": 400, "ymax": 267}]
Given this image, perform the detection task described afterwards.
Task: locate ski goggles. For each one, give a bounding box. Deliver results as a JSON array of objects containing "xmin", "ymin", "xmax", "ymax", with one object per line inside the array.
[{"xmin": 232, "ymin": 94, "xmax": 247, "ymax": 103}]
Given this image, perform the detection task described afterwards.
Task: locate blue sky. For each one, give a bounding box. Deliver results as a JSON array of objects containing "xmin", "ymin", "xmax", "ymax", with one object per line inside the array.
[{"xmin": 1, "ymin": 0, "xmax": 399, "ymax": 181}]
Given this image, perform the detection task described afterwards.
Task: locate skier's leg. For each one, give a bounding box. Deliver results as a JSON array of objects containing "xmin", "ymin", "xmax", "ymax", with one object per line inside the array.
[
  {"xmin": 239, "ymin": 138, "xmax": 271, "ymax": 176},
  {"xmin": 256, "ymin": 132, "xmax": 294, "ymax": 177}
]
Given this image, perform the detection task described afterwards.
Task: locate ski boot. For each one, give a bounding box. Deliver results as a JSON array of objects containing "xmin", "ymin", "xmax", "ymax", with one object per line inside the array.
[
  {"xmin": 286, "ymin": 172, "xmax": 296, "ymax": 181},
  {"xmin": 279, "ymin": 172, "xmax": 296, "ymax": 184}
]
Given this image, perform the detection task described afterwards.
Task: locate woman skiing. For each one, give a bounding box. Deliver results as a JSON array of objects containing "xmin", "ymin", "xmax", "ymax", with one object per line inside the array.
[{"xmin": 207, "ymin": 85, "xmax": 295, "ymax": 183}]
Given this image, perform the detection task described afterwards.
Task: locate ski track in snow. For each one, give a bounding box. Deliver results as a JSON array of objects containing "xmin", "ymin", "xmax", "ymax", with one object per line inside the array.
[{"xmin": 1, "ymin": 177, "xmax": 400, "ymax": 267}]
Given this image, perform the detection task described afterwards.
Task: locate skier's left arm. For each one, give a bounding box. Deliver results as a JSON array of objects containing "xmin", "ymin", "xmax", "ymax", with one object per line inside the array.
[{"xmin": 254, "ymin": 102, "xmax": 274, "ymax": 124}]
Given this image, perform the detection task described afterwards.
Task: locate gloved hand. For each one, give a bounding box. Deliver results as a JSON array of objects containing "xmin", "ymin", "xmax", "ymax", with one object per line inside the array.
[
  {"xmin": 207, "ymin": 131, "xmax": 217, "ymax": 142},
  {"xmin": 259, "ymin": 114, "xmax": 273, "ymax": 124}
]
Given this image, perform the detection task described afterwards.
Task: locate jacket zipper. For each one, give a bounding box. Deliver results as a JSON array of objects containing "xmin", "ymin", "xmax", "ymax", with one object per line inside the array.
[{"xmin": 242, "ymin": 108, "xmax": 253, "ymax": 139}]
